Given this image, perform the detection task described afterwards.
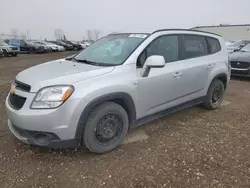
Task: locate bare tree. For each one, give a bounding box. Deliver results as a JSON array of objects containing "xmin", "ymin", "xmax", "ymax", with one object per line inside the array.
[
  {"xmin": 11, "ymin": 29, "xmax": 19, "ymax": 39},
  {"xmin": 87, "ymin": 29, "xmax": 103, "ymax": 41},
  {"xmin": 54, "ymin": 29, "xmax": 65, "ymax": 40},
  {"xmin": 20, "ymin": 32, "xmax": 27, "ymax": 40},
  {"xmin": 87, "ymin": 30, "xmax": 93, "ymax": 41}
]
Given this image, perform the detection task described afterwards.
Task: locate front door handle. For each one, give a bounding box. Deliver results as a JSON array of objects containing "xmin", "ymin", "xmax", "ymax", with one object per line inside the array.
[{"xmin": 173, "ymin": 72, "xmax": 183, "ymax": 77}]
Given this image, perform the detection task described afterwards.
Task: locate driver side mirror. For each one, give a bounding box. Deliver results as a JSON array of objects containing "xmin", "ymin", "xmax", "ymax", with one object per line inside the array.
[{"xmin": 142, "ymin": 55, "xmax": 165, "ymax": 77}]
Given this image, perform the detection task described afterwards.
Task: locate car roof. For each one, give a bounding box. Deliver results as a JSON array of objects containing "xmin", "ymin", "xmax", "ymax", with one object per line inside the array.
[{"xmin": 108, "ymin": 29, "xmax": 221, "ymax": 38}]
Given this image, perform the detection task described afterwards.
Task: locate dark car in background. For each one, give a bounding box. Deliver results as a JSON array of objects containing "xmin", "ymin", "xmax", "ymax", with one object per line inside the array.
[
  {"xmin": 19, "ymin": 40, "xmax": 47, "ymax": 53},
  {"xmin": 49, "ymin": 41, "xmax": 73, "ymax": 51},
  {"xmin": 226, "ymin": 40, "xmax": 250, "ymax": 53},
  {"xmin": 63, "ymin": 40, "xmax": 83, "ymax": 51},
  {"xmin": 229, "ymin": 43, "xmax": 250, "ymax": 77}
]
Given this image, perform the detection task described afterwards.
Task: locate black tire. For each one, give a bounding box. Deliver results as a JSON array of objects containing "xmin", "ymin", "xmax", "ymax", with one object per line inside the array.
[
  {"xmin": 12, "ymin": 52, "xmax": 18, "ymax": 57},
  {"xmin": 203, "ymin": 79, "xmax": 224, "ymax": 110},
  {"xmin": 83, "ymin": 102, "xmax": 129, "ymax": 154}
]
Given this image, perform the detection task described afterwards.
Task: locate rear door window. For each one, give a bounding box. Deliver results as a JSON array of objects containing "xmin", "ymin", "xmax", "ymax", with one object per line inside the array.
[{"xmin": 182, "ymin": 35, "xmax": 208, "ymax": 59}]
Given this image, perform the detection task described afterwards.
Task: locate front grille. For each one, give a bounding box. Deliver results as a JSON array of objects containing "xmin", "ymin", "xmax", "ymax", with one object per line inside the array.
[
  {"xmin": 9, "ymin": 94, "xmax": 26, "ymax": 110},
  {"xmin": 230, "ymin": 61, "xmax": 250, "ymax": 69},
  {"xmin": 15, "ymin": 80, "xmax": 31, "ymax": 92}
]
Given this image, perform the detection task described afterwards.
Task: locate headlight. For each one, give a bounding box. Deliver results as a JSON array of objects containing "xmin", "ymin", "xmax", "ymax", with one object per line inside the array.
[{"xmin": 31, "ymin": 86, "xmax": 74, "ymax": 109}]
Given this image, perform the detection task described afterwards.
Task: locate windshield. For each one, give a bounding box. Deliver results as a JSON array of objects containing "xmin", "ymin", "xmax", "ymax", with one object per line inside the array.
[
  {"xmin": 240, "ymin": 44, "xmax": 250, "ymax": 52},
  {"xmin": 34, "ymin": 41, "xmax": 45, "ymax": 45},
  {"xmin": 25, "ymin": 41, "xmax": 36, "ymax": 45},
  {"xmin": 59, "ymin": 41, "xmax": 67, "ymax": 45},
  {"xmin": 73, "ymin": 34, "xmax": 148, "ymax": 66},
  {"xmin": 0, "ymin": 40, "xmax": 8, "ymax": 46}
]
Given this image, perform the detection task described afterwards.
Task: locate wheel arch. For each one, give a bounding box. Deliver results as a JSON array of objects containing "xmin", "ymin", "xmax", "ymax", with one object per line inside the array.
[
  {"xmin": 212, "ymin": 73, "xmax": 228, "ymax": 90},
  {"xmin": 75, "ymin": 92, "xmax": 137, "ymax": 138}
]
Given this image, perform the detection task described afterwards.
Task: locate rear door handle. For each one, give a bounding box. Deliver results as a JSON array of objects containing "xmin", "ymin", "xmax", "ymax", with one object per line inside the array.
[
  {"xmin": 207, "ymin": 64, "xmax": 215, "ymax": 69},
  {"xmin": 173, "ymin": 72, "xmax": 183, "ymax": 77}
]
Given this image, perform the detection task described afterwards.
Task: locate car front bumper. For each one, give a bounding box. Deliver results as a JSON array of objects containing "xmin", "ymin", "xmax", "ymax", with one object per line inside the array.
[
  {"xmin": 8, "ymin": 120, "xmax": 79, "ymax": 148},
  {"xmin": 5, "ymin": 89, "xmax": 82, "ymax": 148},
  {"xmin": 5, "ymin": 50, "xmax": 19, "ymax": 54},
  {"xmin": 231, "ymin": 68, "xmax": 250, "ymax": 77}
]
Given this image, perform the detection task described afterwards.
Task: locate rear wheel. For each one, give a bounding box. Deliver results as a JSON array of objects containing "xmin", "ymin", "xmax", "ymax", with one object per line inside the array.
[
  {"xmin": 12, "ymin": 52, "xmax": 18, "ymax": 57},
  {"xmin": 82, "ymin": 102, "xmax": 129, "ymax": 154},
  {"xmin": 203, "ymin": 79, "xmax": 224, "ymax": 110}
]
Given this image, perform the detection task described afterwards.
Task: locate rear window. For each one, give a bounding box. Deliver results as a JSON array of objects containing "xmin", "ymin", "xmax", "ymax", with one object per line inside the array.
[
  {"xmin": 183, "ymin": 35, "xmax": 208, "ymax": 59},
  {"xmin": 206, "ymin": 37, "xmax": 221, "ymax": 54}
]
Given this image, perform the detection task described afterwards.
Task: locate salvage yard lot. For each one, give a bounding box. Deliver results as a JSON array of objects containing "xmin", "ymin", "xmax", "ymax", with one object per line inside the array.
[{"xmin": 1, "ymin": 53, "xmax": 250, "ymax": 188}]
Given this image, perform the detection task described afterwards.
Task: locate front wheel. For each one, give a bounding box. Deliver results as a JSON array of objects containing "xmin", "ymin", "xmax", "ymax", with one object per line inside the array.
[
  {"xmin": 82, "ymin": 102, "xmax": 129, "ymax": 154},
  {"xmin": 203, "ymin": 79, "xmax": 225, "ymax": 110}
]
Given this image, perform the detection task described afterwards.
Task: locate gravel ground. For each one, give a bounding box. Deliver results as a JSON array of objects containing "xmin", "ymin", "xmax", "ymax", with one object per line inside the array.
[{"xmin": 1, "ymin": 52, "xmax": 250, "ymax": 188}]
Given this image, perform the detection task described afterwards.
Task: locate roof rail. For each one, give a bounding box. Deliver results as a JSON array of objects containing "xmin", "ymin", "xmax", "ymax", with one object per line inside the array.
[{"xmin": 152, "ymin": 29, "xmax": 222, "ymax": 37}]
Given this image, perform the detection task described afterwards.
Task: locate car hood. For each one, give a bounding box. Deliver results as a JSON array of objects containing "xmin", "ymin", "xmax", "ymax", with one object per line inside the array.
[
  {"xmin": 16, "ymin": 59, "xmax": 115, "ymax": 92},
  {"xmin": 0, "ymin": 44, "xmax": 15, "ymax": 48},
  {"xmin": 229, "ymin": 51, "xmax": 250, "ymax": 62}
]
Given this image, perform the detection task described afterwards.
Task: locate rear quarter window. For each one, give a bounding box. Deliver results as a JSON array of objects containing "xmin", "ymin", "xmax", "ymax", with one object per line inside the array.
[
  {"xmin": 206, "ymin": 37, "xmax": 221, "ymax": 54},
  {"xmin": 182, "ymin": 35, "xmax": 208, "ymax": 59}
]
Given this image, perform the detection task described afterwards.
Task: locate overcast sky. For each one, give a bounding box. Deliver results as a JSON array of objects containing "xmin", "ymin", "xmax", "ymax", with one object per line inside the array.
[{"xmin": 1, "ymin": 0, "xmax": 250, "ymax": 40}]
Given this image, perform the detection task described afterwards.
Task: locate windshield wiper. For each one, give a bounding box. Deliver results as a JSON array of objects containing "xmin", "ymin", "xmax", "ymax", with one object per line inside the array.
[
  {"xmin": 66, "ymin": 57, "xmax": 116, "ymax": 67},
  {"xmin": 74, "ymin": 59, "xmax": 99, "ymax": 65},
  {"xmin": 74, "ymin": 58, "xmax": 116, "ymax": 67}
]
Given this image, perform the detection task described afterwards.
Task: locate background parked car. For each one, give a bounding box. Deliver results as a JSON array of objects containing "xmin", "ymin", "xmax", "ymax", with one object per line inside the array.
[
  {"xmin": 0, "ymin": 40, "xmax": 19, "ymax": 56},
  {"xmin": 49, "ymin": 41, "xmax": 73, "ymax": 51},
  {"xmin": 79, "ymin": 41, "xmax": 92, "ymax": 48},
  {"xmin": 33, "ymin": 41, "xmax": 60, "ymax": 52},
  {"xmin": 18, "ymin": 40, "xmax": 47, "ymax": 53},
  {"xmin": 229, "ymin": 43, "xmax": 250, "ymax": 77},
  {"xmin": 63, "ymin": 40, "xmax": 83, "ymax": 51},
  {"xmin": 47, "ymin": 42, "xmax": 65, "ymax": 52},
  {"xmin": 226, "ymin": 40, "xmax": 250, "ymax": 53}
]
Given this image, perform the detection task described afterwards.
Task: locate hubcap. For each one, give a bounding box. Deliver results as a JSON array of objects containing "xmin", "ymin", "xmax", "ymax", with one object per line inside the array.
[
  {"xmin": 96, "ymin": 114, "xmax": 122, "ymax": 143},
  {"xmin": 212, "ymin": 85, "xmax": 223, "ymax": 104}
]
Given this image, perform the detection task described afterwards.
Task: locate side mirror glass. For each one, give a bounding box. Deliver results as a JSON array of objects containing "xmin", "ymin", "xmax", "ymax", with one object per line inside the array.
[{"xmin": 142, "ymin": 55, "xmax": 165, "ymax": 77}]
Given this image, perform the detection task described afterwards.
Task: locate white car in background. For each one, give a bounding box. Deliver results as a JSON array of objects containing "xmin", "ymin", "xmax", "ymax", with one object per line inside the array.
[
  {"xmin": 79, "ymin": 41, "xmax": 92, "ymax": 49},
  {"xmin": 47, "ymin": 42, "xmax": 65, "ymax": 51},
  {"xmin": 33, "ymin": 41, "xmax": 64, "ymax": 52}
]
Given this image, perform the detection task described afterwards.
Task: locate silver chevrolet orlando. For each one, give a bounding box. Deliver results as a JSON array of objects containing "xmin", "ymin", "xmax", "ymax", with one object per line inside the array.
[{"xmin": 6, "ymin": 29, "xmax": 230, "ymax": 153}]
